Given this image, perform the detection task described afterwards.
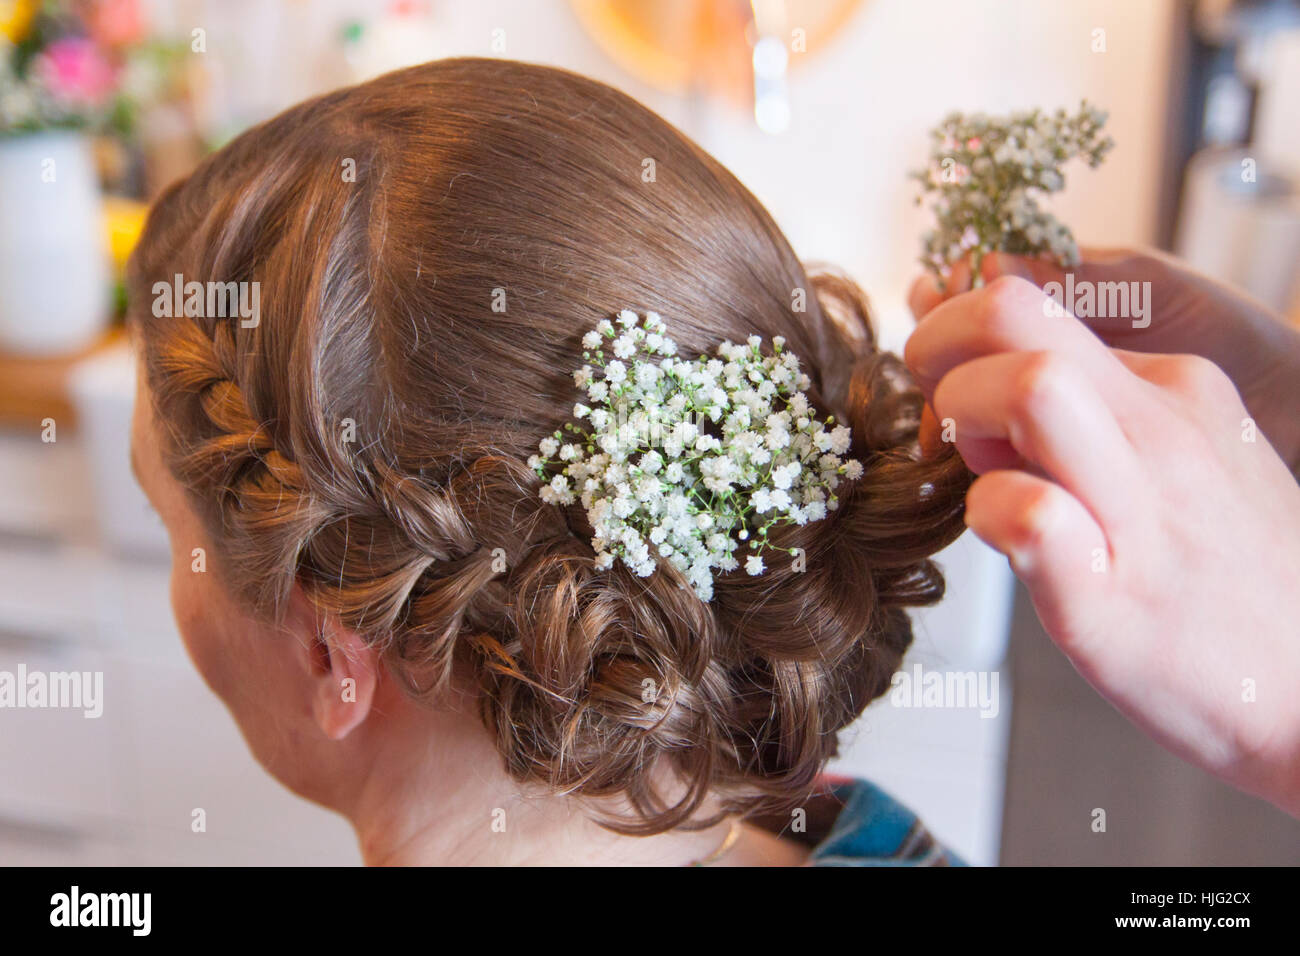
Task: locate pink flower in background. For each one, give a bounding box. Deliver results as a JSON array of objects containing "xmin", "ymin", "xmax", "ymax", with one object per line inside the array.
[
  {"xmin": 84, "ymin": 0, "xmax": 146, "ymax": 48},
  {"xmin": 388, "ymin": 0, "xmax": 433, "ymax": 16},
  {"xmin": 35, "ymin": 36, "xmax": 119, "ymax": 107}
]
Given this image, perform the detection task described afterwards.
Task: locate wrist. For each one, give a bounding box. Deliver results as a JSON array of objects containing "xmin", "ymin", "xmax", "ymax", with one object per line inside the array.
[{"xmin": 1236, "ymin": 310, "xmax": 1300, "ymax": 474}]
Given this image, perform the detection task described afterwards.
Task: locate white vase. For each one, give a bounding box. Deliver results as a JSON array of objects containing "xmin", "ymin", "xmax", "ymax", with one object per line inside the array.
[{"xmin": 0, "ymin": 130, "xmax": 110, "ymax": 356}]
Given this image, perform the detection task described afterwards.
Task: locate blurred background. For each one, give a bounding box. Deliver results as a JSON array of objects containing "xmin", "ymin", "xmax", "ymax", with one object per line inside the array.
[{"xmin": 0, "ymin": 0, "xmax": 1297, "ymax": 866}]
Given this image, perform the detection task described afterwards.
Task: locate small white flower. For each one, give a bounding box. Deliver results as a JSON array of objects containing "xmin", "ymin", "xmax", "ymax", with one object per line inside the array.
[
  {"xmin": 533, "ymin": 310, "xmax": 854, "ymax": 602},
  {"xmin": 764, "ymin": 428, "xmax": 790, "ymax": 451},
  {"xmin": 613, "ymin": 333, "xmax": 637, "ymax": 359},
  {"xmin": 771, "ymin": 462, "xmax": 799, "ymax": 490}
]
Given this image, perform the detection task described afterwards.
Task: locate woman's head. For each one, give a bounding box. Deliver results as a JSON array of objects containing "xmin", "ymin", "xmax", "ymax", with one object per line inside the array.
[{"xmin": 127, "ymin": 57, "xmax": 969, "ymax": 835}]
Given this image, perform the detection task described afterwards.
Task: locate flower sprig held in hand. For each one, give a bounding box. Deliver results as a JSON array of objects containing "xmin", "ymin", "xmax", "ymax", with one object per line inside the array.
[
  {"xmin": 912, "ymin": 101, "xmax": 1114, "ymax": 287},
  {"xmin": 529, "ymin": 310, "xmax": 864, "ymax": 603}
]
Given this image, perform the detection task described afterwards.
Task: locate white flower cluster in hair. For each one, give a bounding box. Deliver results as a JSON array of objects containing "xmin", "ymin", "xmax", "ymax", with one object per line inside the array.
[
  {"xmin": 911, "ymin": 101, "xmax": 1113, "ymax": 287},
  {"xmin": 528, "ymin": 310, "xmax": 863, "ymax": 603}
]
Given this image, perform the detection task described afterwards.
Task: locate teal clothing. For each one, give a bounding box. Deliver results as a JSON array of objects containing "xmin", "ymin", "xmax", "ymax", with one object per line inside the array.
[{"xmin": 795, "ymin": 775, "xmax": 967, "ymax": 866}]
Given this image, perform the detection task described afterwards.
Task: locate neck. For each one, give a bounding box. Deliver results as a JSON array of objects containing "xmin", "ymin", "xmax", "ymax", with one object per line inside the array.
[{"xmin": 329, "ymin": 682, "xmax": 755, "ymax": 866}]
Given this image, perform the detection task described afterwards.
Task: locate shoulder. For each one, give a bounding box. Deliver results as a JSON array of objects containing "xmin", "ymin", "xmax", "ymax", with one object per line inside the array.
[{"xmin": 805, "ymin": 774, "xmax": 966, "ymax": 867}]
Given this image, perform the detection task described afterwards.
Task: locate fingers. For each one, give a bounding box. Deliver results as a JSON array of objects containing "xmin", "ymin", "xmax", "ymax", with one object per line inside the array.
[
  {"xmin": 983, "ymin": 247, "xmax": 1164, "ymax": 286},
  {"xmin": 907, "ymin": 256, "xmax": 977, "ymax": 320},
  {"xmin": 1113, "ymin": 349, "xmax": 1247, "ymax": 421},
  {"xmin": 980, "ymin": 249, "xmax": 1179, "ymax": 346},
  {"xmin": 917, "ymin": 401, "xmax": 944, "ymax": 457},
  {"xmin": 932, "ymin": 349, "xmax": 1143, "ymax": 533},
  {"xmin": 907, "ymin": 249, "xmax": 1066, "ymax": 321},
  {"xmin": 907, "ymin": 273, "xmax": 945, "ymax": 322},
  {"xmin": 904, "ymin": 275, "xmax": 1136, "ymax": 402},
  {"xmin": 964, "ymin": 469, "xmax": 1110, "ymax": 651},
  {"xmin": 907, "ymin": 247, "xmax": 1170, "ymax": 335}
]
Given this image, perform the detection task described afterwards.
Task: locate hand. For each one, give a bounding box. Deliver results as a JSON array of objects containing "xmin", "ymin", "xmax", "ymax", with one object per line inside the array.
[
  {"xmin": 904, "ymin": 273, "xmax": 1300, "ymax": 817},
  {"xmin": 909, "ymin": 248, "xmax": 1300, "ymax": 476}
]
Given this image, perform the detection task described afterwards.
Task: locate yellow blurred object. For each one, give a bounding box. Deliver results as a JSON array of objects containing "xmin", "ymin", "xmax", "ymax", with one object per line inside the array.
[
  {"xmin": 103, "ymin": 196, "xmax": 148, "ymax": 271},
  {"xmin": 0, "ymin": 0, "xmax": 37, "ymax": 44},
  {"xmin": 569, "ymin": 0, "xmax": 865, "ymax": 101}
]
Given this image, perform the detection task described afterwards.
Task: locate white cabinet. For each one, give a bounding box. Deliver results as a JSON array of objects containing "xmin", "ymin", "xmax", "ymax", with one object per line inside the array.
[{"xmin": 0, "ymin": 431, "xmax": 359, "ymax": 866}]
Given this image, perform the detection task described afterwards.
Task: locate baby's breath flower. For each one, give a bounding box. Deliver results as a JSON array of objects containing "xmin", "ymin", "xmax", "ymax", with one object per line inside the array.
[
  {"xmin": 531, "ymin": 311, "xmax": 864, "ymax": 602},
  {"xmin": 912, "ymin": 101, "xmax": 1113, "ymax": 287}
]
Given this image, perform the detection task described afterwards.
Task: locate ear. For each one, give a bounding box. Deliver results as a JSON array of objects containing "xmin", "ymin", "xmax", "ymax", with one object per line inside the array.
[{"xmin": 287, "ymin": 587, "xmax": 380, "ymax": 741}]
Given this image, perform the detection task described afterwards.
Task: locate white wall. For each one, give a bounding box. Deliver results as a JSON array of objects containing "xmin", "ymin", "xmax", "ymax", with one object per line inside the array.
[{"xmin": 159, "ymin": 0, "xmax": 1174, "ymax": 344}]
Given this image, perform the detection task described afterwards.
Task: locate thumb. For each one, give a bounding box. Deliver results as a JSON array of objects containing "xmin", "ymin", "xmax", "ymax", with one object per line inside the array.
[
  {"xmin": 979, "ymin": 251, "xmax": 1060, "ymax": 286},
  {"xmin": 980, "ymin": 249, "xmax": 1166, "ymax": 343},
  {"xmin": 981, "ymin": 247, "xmax": 1156, "ymax": 289},
  {"xmin": 907, "ymin": 256, "xmax": 976, "ymax": 320}
]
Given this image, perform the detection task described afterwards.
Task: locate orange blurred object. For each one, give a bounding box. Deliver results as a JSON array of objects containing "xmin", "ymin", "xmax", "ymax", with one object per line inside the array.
[{"xmin": 570, "ymin": 0, "xmax": 865, "ymax": 104}]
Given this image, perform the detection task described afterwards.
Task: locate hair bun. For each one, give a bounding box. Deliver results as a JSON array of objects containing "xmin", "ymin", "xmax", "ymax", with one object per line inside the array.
[{"xmin": 127, "ymin": 57, "xmax": 974, "ymax": 837}]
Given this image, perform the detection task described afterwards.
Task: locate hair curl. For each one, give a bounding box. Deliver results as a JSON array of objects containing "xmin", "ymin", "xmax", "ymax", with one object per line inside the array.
[{"xmin": 128, "ymin": 58, "xmax": 971, "ymax": 834}]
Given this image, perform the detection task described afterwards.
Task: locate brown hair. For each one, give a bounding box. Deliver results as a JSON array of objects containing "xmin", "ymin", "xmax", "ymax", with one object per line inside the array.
[{"xmin": 128, "ymin": 58, "xmax": 970, "ymax": 834}]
